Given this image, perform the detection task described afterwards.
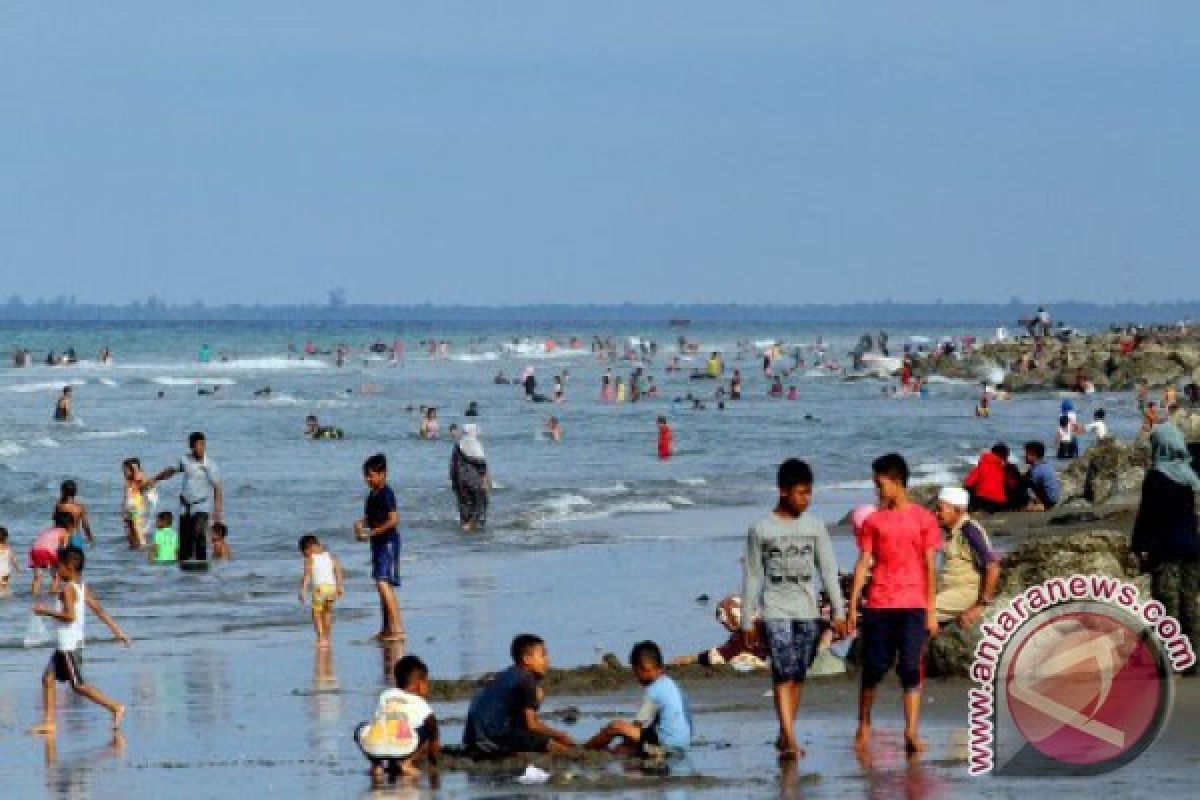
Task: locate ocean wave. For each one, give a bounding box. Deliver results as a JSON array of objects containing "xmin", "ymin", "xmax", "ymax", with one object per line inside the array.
[
  {"xmin": 824, "ymin": 479, "xmax": 875, "ymax": 491},
  {"xmin": 79, "ymin": 427, "xmax": 148, "ymax": 440},
  {"xmin": 32, "ymin": 437, "xmax": 60, "ymax": 448},
  {"xmin": 665, "ymin": 495, "xmax": 695, "ymax": 506},
  {"xmin": 448, "ymin": 352, "xmax": 501, "ymax": 362},
  {"xmin": 674, "ymin": 477, "xmax": 707, "ymax": 486},
  {"xmin": 608, "ymin": 501, "xmax": 675, "ymax": 515},
  {"xmin": 2, "ymin": 379, "xmax": 87, "ymax": 393},
  {"xmin": 151, "ymin": 376, "xmax": 238, "ymax": 386},
  {"xmin": 0, "ymin": 441, "xmax": 25, "ymax": 458},
  {"xmin": 588, "ymin": 483, "xmax": 631, "ymax": 496}
]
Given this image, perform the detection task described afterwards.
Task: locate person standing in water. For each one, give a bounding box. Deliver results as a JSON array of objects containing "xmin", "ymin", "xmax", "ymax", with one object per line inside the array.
[
  {"xmin": 454, "ymin": 425, "xmax": 490, "ymax": 532},
  {"xmin": 154, "ymin": 432, "xmax": 223, "ymax": 563},
  {"xmin": 53, "ymin": 387, "xmax": 73, "ymax": 422},
  {"xmin": 121, "ymin": 458, "xmax": 158, "ymax": 550}
]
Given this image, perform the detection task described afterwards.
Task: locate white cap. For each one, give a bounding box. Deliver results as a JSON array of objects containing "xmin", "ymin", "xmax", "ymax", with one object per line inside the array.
[{"xmin": 938, "ymin": 486, "xmax": 970, "ymax": 509}]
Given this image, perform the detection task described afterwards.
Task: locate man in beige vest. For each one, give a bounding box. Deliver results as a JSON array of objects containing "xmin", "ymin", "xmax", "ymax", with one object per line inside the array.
[{"xmin": 934, "ymin": 487, "xmax": 1000, "ymax": 629}]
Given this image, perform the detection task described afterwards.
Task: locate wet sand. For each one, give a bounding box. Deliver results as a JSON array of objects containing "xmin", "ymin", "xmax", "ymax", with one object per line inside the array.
[{"xmin": 2, "ymin": 503, "xmax": 1198, "ymax": 797}]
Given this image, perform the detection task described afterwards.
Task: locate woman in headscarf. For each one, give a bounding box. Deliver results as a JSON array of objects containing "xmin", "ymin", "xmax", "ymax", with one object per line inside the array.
[
  {"xmin": 1132, "ymin": 423, "xmax": 1199, "ymax": 673},
  {"xmin": 454, "ymin": 424, "xmax": 489, "ymax": 532}
]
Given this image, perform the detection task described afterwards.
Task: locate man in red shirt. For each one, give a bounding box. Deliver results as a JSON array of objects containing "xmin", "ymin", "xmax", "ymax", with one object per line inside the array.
[{"xmin": 847, "ymin": 453, "xmax": 942, "ymax": 756}]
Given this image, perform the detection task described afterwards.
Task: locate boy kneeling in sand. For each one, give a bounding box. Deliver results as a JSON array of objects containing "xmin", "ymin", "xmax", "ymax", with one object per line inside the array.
[
  {"xmin": 355, "ymin": 655, "xmax": 440, "ymax": 785},
  {"xmin": 586, "ymin": 641, "xmax": 692, "ymax": 757},
  {"xmin": 463, "ymin": 634, "xmax": 575, "ymax": 757}
]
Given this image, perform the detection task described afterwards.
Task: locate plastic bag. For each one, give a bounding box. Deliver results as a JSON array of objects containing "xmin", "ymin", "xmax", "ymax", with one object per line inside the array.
[{"xmin": 23, "ymin": 613, "xmax": 50, "ymax": 648}]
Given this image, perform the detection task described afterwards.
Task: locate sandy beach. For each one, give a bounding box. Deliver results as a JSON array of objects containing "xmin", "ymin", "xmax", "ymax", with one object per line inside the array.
[{"xmin": 2, "ymin": 501, "xmax": 1197, "ymax": 798}]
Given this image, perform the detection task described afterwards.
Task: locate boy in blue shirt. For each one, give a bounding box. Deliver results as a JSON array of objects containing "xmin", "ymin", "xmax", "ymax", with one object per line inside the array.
[
  {"xmin": 586, "ymin": 641, "xmax": 692, "ymax": 757},
  {"xmin": 354, "ymin": 453, "xmax": 403, "ymax": 641}
]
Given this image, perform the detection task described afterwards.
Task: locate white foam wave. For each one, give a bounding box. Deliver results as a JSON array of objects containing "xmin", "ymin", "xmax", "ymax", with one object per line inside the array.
[
  {"xmin": 0, "ymin": 441, "xmax": 25, "ymax": 458},
  {"xmin": 32, "ymin": 437, "xmax": 60, "ymax": 448},
  {"xmin": 3, "ymin": 380, "xmax": 86, "ymax": 393},
  {"xmin": 665, "ymin": 495, "xmax": 695, "ymax": 506},
  {"xmin": 610, "ymin": 501, "xmax": 675, "ymax": 514},
  {"xmin": 824, "ymin": 479, "xmax": 875, "ymax": 491},
  {"xmin": 79, "ymin": 427, "xmax": 148, "ymax": 440},
  {"xmin": 541, "ymin": 494, "xmax": 594, "ymax": 513},
  {"xmin": 98, "ymin": 378, "xmax": 119, "ymax": 387},
  {"xmin": 260, "ymin": 394, "xmax": 301, "ymax": 406},
  {"xmin": 674, "ymin": 477, "xmax": 707, "ymax": 486},
  {"xmin": 588, "ymin": 483, "xmax": 630, "ymax": 496},
  {"xmin": 152, "ymin": 376, "xmax": 238, "ymax": 386},
  {"xmin": 448, "ymin": 352, "xmax": 500, "ymax": 362}
]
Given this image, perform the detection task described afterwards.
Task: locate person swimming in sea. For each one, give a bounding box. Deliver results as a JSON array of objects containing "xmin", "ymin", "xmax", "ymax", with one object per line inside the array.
[
  {"xmin": 420, "ymin": 408, "xmax": 440, "ymax": 440},
  {"xmin": 305, "ymin": 415, "xmax": 344, "ymax": 440},
  {"xmin": 53, "ymin": 387, "xmax": 73, "ymax": 422}
]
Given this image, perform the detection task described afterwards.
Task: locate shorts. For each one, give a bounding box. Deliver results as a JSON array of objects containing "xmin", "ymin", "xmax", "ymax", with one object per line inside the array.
[
  {"xmin": 354, "ymin": 721, "xmax": 432, "ymax": 767},
  {"xmin": 312, "ymin": 584, "xmax": 337, "ymax": 612},
  {"xmin": 30, "ymin": 549, "xmax": 58, "ymax": 569},
  {"xmin": 466, "ymin": 728, "xmax": 551, "ymax": 758},
  {"xmin": 371, "ymin": 533, "xmax": 401, "ymax": 587},
  {"xmin": 859, "ymin": 608, "xmax": 928, "ymax": 691},
  {"xmin": 48, "ymin": 650, "xmax": 84, "ymax": 687},
  {"xmin": 635, "ymin": 725, "xmax": 668, "ymax": 759},
  {"xmin": 764, "ymin": 619, "xmax": 822, "ymax": 684}
]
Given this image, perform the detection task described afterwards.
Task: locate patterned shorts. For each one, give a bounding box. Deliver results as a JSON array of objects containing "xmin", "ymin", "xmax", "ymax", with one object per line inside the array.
[{"xmin": 764, "ymin": 619, "xmax": 821, "ymax": 684}]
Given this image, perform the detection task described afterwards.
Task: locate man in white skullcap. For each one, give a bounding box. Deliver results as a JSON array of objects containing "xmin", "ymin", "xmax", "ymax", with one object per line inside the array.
[{"xmin": 933, "ymin": 487, "xmax": 1001, "ymax": 629}]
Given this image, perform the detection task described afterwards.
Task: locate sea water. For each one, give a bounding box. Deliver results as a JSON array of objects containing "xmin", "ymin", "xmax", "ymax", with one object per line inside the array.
[{"xmin": 0, "ymin": 320, "xmax": 1140, "ymax": 662}]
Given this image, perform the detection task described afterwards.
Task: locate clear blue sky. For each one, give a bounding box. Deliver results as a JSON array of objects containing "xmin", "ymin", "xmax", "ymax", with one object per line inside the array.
[{"xmin": 1, "ymin": 2, "xmax": 1196, "ymax": 305}]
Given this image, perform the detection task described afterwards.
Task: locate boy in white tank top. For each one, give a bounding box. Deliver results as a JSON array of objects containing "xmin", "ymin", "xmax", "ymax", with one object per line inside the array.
[
  {"xmin": 299, "ymin": 534, "xmax": 345, "ymax": 648},
  {"xmin": 30, "ymin": 546, "xmax": 131, "ymax": 735}
]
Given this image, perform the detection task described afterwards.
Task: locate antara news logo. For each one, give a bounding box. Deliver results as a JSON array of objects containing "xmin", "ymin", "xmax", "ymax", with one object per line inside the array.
[{"xmin": 967, "ymin": 573, "xmax": 1195, "ymax": 777}]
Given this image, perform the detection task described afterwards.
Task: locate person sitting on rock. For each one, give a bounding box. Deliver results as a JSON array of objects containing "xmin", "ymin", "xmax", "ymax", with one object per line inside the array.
[
  {"xmin": 933, "ymin": 487, "xmax": 1000, "ymax": 630},
  {"xmin": 964, "ymin": 444, "xmax": 1011, "ymax": 513},
  {"xmin": 1022, "ymin": 441, "xmax": 1061, "ymax": 512}
]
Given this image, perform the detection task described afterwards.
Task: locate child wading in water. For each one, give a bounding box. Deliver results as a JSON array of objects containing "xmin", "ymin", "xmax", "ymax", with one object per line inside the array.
[
  {"xmin": 55, "ymin": 480, "xmax": 95, "ymax": 550},
  {"xmin": 742, "ymin": 459, "xmax": 846, "ymax": 761},
  {"xmin": 30, "ymin": 546, "xmax": 131, "ymax": 734},
  {"xmin": 299, "ymin": 534, "xmax": 345, "ymax": 648},
  {"xmin": 0, "ymin": 526, "xmax": 19, "ymax": 597},
  {"xmin": 847, "ymin": 453, "xmax": 941, "ymax": 755},
  {"xmin": 657, "ymin": 416, "xmax": 673, "ymax": 460},
  {"xmin": 355, "ymin": 454, "xmax": 404, "ymax": 642}
]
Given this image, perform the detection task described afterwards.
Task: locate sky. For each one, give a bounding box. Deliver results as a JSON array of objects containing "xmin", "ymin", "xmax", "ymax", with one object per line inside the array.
[{"xmin": 0, "ymin": 2, "xmax": 1197, "ymax": 306}]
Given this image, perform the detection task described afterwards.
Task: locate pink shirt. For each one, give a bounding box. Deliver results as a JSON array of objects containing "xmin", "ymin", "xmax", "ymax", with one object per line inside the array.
[
  {"xmin": 32, "ymin": 527, "xmax": 65, "ymax": 554},
  {"xmin": 856, "ymin": 503, "xmax": 942, "ymax": 610}
]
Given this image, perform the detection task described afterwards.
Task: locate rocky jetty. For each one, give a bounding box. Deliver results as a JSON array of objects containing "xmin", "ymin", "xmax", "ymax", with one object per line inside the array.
[{"xmin": 919, "ymin": 328, "xmax": 1200, "ymax": 393}]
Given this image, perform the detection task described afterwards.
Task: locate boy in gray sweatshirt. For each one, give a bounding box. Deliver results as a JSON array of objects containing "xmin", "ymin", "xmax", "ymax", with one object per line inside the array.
[{"xmin": 742, "ymin": 458, "xmax": 847, "ymax": 761}]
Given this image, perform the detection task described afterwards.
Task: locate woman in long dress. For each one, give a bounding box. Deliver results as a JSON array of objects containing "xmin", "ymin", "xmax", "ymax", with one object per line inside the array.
[{"xmin": 454, "ymin": 425, "xmax": 489, "ymax": 532}]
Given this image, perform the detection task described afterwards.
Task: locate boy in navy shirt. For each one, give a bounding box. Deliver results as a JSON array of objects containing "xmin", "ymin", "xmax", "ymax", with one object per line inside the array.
[{"xmin": 355, "ymin": 453, "xmax": 403, "ymax": 641}]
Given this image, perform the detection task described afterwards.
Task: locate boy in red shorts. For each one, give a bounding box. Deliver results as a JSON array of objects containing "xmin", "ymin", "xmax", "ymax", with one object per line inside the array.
[{"xmin": 847, "ymin": 453, "xmax": 941, "ymax": 755}]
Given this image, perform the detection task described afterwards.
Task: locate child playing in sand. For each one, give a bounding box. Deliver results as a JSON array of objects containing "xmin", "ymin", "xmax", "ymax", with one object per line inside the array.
[
  {"xmin": 847, "ymin": 454, "xmax": 941, "ymax": 755},
  {"xmin": 55, "ymin": 480, "xmax": 94, "ymax": 550},
  {"xmin": 463, "ymin": 634, "xmax": 575, "ymax": 756},
  {"xmin": 299, "ymin": 534, "xmax": 345, "ymax": 647},
  {"xmin": 587, "ymin": 641, "xmax": 692, "ymax": 757},
  {"xmin": 355, "ymin": 454, "xmax": 404, "ymax": 642},
  {"xmin": 148, "ymin": 511, "xmax": 179, "ymax": 563},
  {"xmin": 29, "ymin": 512, "xmax": 71, "ymax": 596},
  {"xmin": 29, "ymin": 546, "xmax": 131, "ymax": 734},
  {"xmin": 742, "ymin": 459, "xmax": 847, "ymax": 761},
  {"xmin": 355, "ymin": 654, "xmax": 441, "ymax": 785},
  {"xmin": 0, "ymin": 526, "xmax": 19, "ymax": 597},
  {"xmin": 657, "ymin": 417, "xmax": 673, "ymax": 460},
  {"xmin": 211, "ymin": 523, "xmax": 231, "ymax": 560}
]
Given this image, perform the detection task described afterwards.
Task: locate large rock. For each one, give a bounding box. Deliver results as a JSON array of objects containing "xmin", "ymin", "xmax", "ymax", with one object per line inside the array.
[
  {"xmin": 926, "ymin": 530, "xmax": 1147, "ymax": 677},
  {"xmin": 1058, "ymin": 438, "xmax": 1151, "ymax": 505}
]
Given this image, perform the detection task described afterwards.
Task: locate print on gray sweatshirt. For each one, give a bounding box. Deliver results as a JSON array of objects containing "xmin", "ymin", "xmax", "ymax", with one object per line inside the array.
[{"xmin": 741, "ymin": 512, "xmax": 846, "ymax": 628}]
